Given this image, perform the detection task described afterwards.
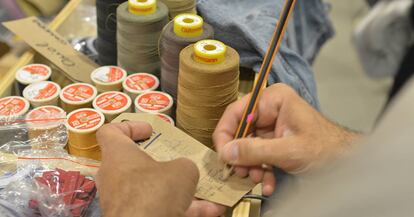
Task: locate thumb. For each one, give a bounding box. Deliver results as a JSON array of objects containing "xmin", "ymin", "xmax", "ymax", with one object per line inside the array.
[{"xmin": 219, "ymin": 137, "xmax": 295, "ymax": 167}]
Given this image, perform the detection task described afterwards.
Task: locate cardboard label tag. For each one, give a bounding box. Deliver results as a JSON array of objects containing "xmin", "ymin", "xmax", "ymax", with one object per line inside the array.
[
  {"xmin": 112, "ymin": 113, "xmax": 256, "ymax": 207},
  {"xmin": 2, "ymin": 17, "xmax": 98, "ymax": 83}
]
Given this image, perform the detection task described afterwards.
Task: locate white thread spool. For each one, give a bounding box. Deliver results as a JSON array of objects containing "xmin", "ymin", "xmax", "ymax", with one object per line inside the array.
[
  {"xmin": 93, "ymin": 91, "xmax": 132, "ymax": 122},
  {"xmin": 15, "ymin": 64, "xmax": 52, "ymax": 90},
  {"xmin": 23, "ymin": 81, "xmax": 61, "ymax": 108},
  {"xmin": 156, "ymin": 113, "xmax": 175, "ymax": 125},
  {"xmin": 91, "ymin": 66, "xmax": 127, "ymax": 93},
  {"xmin": 60, "ymin": 83, "xmax": 98, "ymax": 113},
  {"xmin": 134, "ymin": 91, "xmax": 173, "ymax": 116},
  {"xmin": 66, "ymin": 108, "xmax": 105, "ymax": 161},
  {"xmin": 122, "ymin": 73, "xmax": 159, "ymax": 100}
]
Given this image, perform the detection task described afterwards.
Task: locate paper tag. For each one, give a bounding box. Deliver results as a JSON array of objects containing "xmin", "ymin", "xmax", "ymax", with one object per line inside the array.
[
  {"xmin": 3, "ymin": 17, "xmax": 98, "ymax": 83},
  {"xmin": 112, "ymin": 113, "xmax": 256, "ymax": 207}
]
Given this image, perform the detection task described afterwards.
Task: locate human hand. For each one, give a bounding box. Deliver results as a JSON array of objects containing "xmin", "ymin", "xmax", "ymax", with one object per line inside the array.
[
  {"xmin": 96, "ymin": 121, "xmax": 199, "ymax": 217},
  {"xmin": 214, "ymin": 84, "xmax": 361, "ymax": 195}
]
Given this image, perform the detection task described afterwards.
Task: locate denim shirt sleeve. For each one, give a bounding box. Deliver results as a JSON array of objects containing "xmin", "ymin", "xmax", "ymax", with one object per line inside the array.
[{"xmin": 197, "ymin": 0, "xmax": 335, "ymax": 109}]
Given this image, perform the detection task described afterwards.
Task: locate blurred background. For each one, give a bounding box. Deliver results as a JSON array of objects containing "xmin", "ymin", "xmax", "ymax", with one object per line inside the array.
[{"xmin": 314, "ymin": 0, "xmax": 392, "ymax": 132}]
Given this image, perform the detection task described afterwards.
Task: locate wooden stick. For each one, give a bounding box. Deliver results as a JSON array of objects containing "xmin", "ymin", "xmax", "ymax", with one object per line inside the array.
[{"xmin": 0, "ymin": 0, "xmax": 83, "ymax": 97}]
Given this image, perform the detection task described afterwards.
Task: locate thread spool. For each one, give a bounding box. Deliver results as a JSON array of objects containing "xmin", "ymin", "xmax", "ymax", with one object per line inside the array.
[
  {"xmin": 15, "ymin": 64, "xmax": 52, "ymax": 95},
  {"xmin": 135, "ymin": 91, "xmax": 173, "ymax": 115},
  {"xmin": 0, "ymin": 96, "xmax": 30, "ymax": 146},
  {"xmin": 93, "ymin": 91, "xmax": 132, "ymax": 122},
  {"xmin": 176, "ymin": 40, "xmax": 240, "ymax": 147},
  {"xmin": 156, "ymin": 113, "xmax": 174, "ymax": 125},
  {"xmin": 96, "ymin": 0, "xmax": 126, "ymax": 65},
  {"xmin": 117, "ymin": 0, "xmax": 169, "ymax": 77},
  {"xmin": 159, "ymin": 0, "xmax": 196, "ymax": 19},
  {"xmin": 160, "ymin": 14, "xmax": 214, "ymax": 100},
  {"xmin": 122, "ymin": 73, "xmax": 159, "ymax": 99},
  {"xmin": 60, "ymin": 83, "xmax": 98, "ymax": 113},
  {"xmin": 25, "ymin": 106, "xmax": 67, "ymax": 149},
  {"xmin": 66, "ymin": 108, "xmax": 105, "ymax": 161},
  {"xmin": 23, "ymin": 81, "xmax": 61, "ymax": 108},
  {"xmin": 91, "ymin": 66, "xmax": 127, "ymax": 93}
]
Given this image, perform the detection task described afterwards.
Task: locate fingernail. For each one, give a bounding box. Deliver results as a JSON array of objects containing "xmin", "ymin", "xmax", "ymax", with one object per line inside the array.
[{"xmin": 222, "ymin": 142, "xmax": 239, "ymax": 162}]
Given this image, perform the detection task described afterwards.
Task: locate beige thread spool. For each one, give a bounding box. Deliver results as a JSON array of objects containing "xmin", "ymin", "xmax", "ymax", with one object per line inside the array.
[
  {"xmin": 15, "ymin": 64, "xmax": 52, "ymax": 93},
  {"xmin": 26, "ymin": 106, "xmax": 66, "ymax": 149},
  {"xmin": 60, "ymin": 83, "xmax": 98, "ymax": 113},
  {"xmin": 66, "ymin": 108, "xmax": 105, "ymax": 161},
  {"xmin": 176, "ymin": 40, "xmax": 240, "ymax": 147},
  {"xmin": 23, "ymin": 81, "xmax": 61, "ymax": 108},
  {"xmin": 156, "ymin": 113, "xmax": 174, "ymax": 125},
  {"xmin": 122, "ymin": 73, "xmax": 159, "ymax": 100},
  {"xmin": 91, "ymin": 66, "xmax": 127, "ymax": 93},
  {"xmin": 134, "ymin": 91, "xmax": 173, "ymax": 116},
  {"xmin": 93, "ymin": 91, "xmax": 132, "ymax": 122}
]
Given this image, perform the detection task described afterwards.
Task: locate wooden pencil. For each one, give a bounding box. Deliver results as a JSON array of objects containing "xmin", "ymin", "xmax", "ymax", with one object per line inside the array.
[{"xmin": 222, "ymin": 0, "xmax": 298, "ymax": 180}]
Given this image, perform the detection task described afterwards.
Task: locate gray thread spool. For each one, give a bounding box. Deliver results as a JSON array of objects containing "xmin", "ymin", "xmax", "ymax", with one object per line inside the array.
[
  {"xmin": 116, "ymin": 1, "xmax": 169, "ymax": 77},
  {"xmin": 159, "ymin": 0, "xmax": 196, "ymax": 19},
  {"xmin": 159, "ymin": 16, "xmax": 214, "ymax": 101}
]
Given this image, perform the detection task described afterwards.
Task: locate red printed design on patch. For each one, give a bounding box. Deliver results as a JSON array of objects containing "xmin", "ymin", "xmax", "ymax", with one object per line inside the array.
[
  {"xmin": 95, "ymin": 92, "xmax": 128, "ymax": 111},
  {"xmin": 125, "ymin": 74, "xmax": 156, "ymax": 91},
  {"xmin": 68, "ymin": 110, "xmax": 102, "ymax": 130},
  {"xmin": 137, "ymin": 93, "xmax": 170, "ymax": 111},
  {"xmin": 0, "ymin": 97, "xmax": 27, "ymax": 116},
  {"xmin": 63, "ymin": 84, "xmax": 95, "ymax": 102}
]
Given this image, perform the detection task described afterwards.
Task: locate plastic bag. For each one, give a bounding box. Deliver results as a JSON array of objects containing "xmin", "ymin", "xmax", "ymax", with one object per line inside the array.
[
  {"xmin": 0, "ymin": 167, "xmax": 97, "ymax": 217},
  {"xmin": 0, "ymin": 111, "xmax": 68, "ymax": 153}
]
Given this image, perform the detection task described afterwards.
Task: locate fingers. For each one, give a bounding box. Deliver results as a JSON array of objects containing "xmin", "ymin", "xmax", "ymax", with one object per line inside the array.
[
  {"xmin": 213, "ymin": 94, "xmax": 251, "ymax": 152},
  {"xmin": 166, "ymin": 158, "xmax": 200, "ymax": 187},
  {"xmin": 97, "ymin": 121, "xmax": 153, "ymax": 154},
  {"xmin": 234, "ymin": 166, "xmax": 249, "ymax": 178},
  {"xmin": 219, "ymin": 137, "xmax": 296, "ymax": 167},
  {"xmin": 262, "ymin": 170, "xmax": 276, "ymax": 196},
  {"xmin": 186, "ymin": 200, "xmax": 227, "ymax": 217},
  {"xmin": 249, "ymin": 167, "xmax": 264, "ymax": 183}
]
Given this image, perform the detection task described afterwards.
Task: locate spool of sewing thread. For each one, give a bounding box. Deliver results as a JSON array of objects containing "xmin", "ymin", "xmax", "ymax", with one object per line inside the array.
[
  {"xmin": 60, "ymin": 83, "xmax": 98, "ymax": 113},
  {"xmin": 122, "ymin": 73, "xmax": 159, "ymax": 99},
  {"xmin": 25, "ymin": 106, "xmax": 66, "ymax": 149},
  {"xmin": 15, "ymin": 64, "xmax": 52, "ymax": 94},
  {"xmin": 156, "ymin": 113, "xmax": 174, "ymax": 125},
  {"xmin": 176, "ymin": 40, "xmax": 240, "ymax": 147},
  {"xmin": 0, "ymin": 96, "xmax": 30, "ymax": 146},
  {"xmin": 91, "ymin": 66, "xmax": 127, "ymax": 93},
  {"xmin": 93, "ymin": 91, "xmax": 132, "ymax": 122},
  {"xmin": 117, "ymin": 0, "xmax": 169, "ymax": 77},
  {"xmin": 160, "ymin": 14, "xmax": 214, "ymax": 100},
  {"xmin": 159, "ymin": 0, "xmax": 196, "ymax": 19},
  {"xmin": 135, "ymin": 91, "xmax": 173, "ymax": 115},
  {"xmin": 23, "ymin": 81, "xmax": 61, "ymax": 108},
  {"xmin": 96, "ymin": 0, "xmax": 127, "ymax": 65},
  {"xmin": 66, "ymin": 108, "xmax": 105, "ymax": 161}
]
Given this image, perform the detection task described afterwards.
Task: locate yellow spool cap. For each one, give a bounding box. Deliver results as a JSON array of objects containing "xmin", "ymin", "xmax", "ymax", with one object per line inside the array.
[
  {"xmin": 128, "ymin": 0, "xmax": 157, "ymax": 15},
  {"xmin": 174, "ymin": 14, "xmax": 204, "ymax": 38},
  {"xmin": 194, "ymin": 40, "xmax": 226, "ymax": 64}
]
